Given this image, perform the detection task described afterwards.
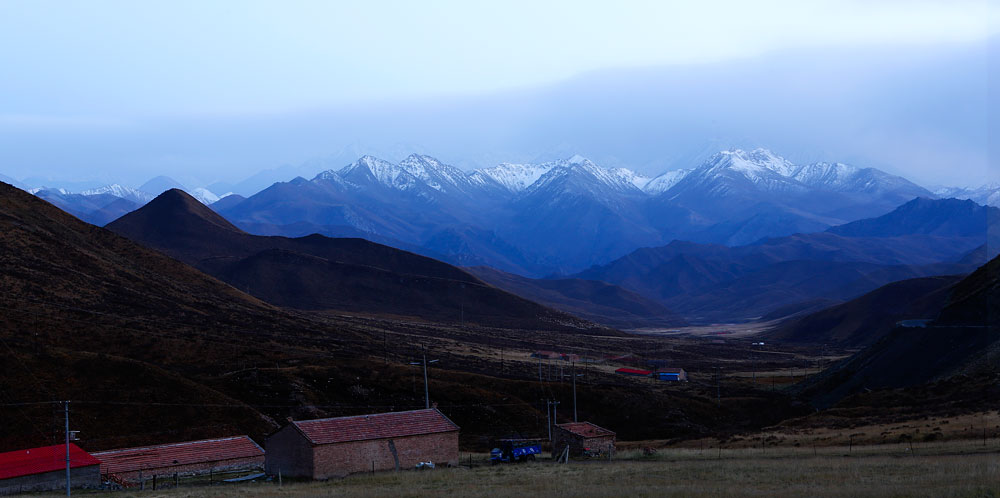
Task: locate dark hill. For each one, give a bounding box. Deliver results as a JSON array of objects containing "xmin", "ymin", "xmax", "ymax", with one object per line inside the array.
[
  {"xmin": 0, "ymin": 181, "xmax": 373, "ymax": 450},
  {"xmin": 572, "ymin": 199, "xmax": 988, "ymax": 322},
  {"xmin": 466, "ymin": 266, "xmax": 688, "ymax": 329},
  {"xmin": 107, "ymin": 189, "xmax": 598, "ymax": 331},
  {"xmin": 798, "ymin": 254, "xmax": 1000, "ymax": 408},
  {"xmin": 764, "ymin": 275, "xmax": 963, "ymax": 348},
  {"xmin": 0, "ymin": 181, "xmax": 811, "ymax": 455},
  {"xmin": 827, "ymin": 197, "xmax": 1000, "ymax": 238}
]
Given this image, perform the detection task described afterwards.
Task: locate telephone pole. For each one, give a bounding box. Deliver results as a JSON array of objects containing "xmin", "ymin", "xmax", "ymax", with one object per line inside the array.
[
  {"xmin": 409, "ymin": 353, "xmax": 439, "ymax": 409},
  {"xmin": 572, "ymin": 362, "xmax": 577, "ymax": 422},
  {"xmin": 64, "ymin": 401, "xmax": 70, "ymax": 497},
  {"xmin": 546, "ymin": 400, "xmax": 560, "ymax": 441}
]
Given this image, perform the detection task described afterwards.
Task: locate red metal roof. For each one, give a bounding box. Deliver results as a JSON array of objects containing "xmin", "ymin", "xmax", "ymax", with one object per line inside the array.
[
  {"xmin": 0, "ymin": 444, "xmax": 100, "ymax": 480},
  {"xmin": 556, "ymin": 422, "xmax": 616, "ymax": 438},
  {"xmin": 92, "ymin": 436, "xmax": 263, "ymax": 475},
  {"xmin": 615, "ymin": 367, "xmax": 652, "ymax": 375},
  {"xmin": 292, "ymin": 408, "xmax": 459, "ymax": 445}
]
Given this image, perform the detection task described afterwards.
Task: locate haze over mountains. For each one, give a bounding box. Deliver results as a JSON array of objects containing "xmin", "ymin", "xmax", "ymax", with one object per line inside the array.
[
  {"xmin": 8, "ymin": 147, "xmax": 996, "ymax": 277},
  {"xmin": 5, "ymin": 146, "xmax": 996, "ymax": 326}
]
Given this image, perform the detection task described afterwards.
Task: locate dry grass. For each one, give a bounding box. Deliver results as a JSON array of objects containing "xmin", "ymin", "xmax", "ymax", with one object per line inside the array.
[{"xmin": 66, "ymin": 442, "xmax": 999, "ymax": 498}]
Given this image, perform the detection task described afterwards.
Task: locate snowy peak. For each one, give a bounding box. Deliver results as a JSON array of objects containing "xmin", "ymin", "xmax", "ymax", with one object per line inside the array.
[
  {"xmin": 644, "ymin": 169, "xmax": 691, "ymax": 194},
  {"xmin": 471, "ymin": 162, "xmax": 555, "ymax": 193},
  {"xmin": 81, "ymin": 184, "xmax": 156, "ymax": 204},
  {"xmin": 525, "ymin": 155, "xmax": 646, "ymax": 197},
  {"xmin": 707, "ymin": 148, "xmax": 796, "ymax": 177},
  {"xmin": 789, "ymin": 162, "xmax": 861, "ymax": 186},
  {"xmin": 934, "ymin": 182, "xmax": 1000, "ymax": 208}
]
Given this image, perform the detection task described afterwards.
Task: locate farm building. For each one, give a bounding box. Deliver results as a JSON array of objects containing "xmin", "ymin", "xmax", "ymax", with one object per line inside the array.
[
  {"xmin": 0, "ymin": 444, "xmax": 101, "ymax": 494},
  {"xmin": 92, "ymin": 436, "xmax": 264, "ymax": 484},
  {"xmin": 615, "ymin": 367, "xmax": 651, "ymax": 377},
  {"xmin": 551, "ymin": 422, "xmax": 616, "ymax": 458},
  {"xmin": 265, "ymin": 408, "xmax": 459, "ymax": 479},
  {"xmin": 655, "ymin": 368, "xmax": 688, "ymax": 381}
]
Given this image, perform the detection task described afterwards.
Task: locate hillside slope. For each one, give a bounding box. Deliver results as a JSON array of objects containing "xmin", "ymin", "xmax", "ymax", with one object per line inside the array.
[
  {"xmin": 107, "ymin": 189, "xmax": 599, "ymax": 331},
  {"xmin": 798, "ymin": 255, "xmax": 999, "ymax": 408},
  {"xmin": 764, "ymin": 275, "xmax": 963, "ymax": 348},
  {"xmin": 466, "ymin": 266, "xmax": 687, "ymax": 329}
]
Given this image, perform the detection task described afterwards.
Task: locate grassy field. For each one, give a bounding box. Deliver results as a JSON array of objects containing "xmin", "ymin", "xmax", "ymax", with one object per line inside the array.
[{"xmin": 70, "ymin": 441, "xmax": 999, "ymax": 498}]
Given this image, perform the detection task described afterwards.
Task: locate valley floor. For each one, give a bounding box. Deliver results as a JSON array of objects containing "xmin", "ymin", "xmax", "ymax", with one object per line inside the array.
[{"xmin": 61, "ymin": 440, "xmax": 999, "ymax": 497}]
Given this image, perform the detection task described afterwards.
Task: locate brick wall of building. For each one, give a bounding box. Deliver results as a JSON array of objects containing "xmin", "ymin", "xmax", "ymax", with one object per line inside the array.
[
  {"xmin": 264, "ymin": 425, "xmax": 314, "ymax": 478},
  {"xmin": 311, "ymin": 431, "xmax": 459, "ymax": 479},
  {"xmin": 0, "ymin": 465, "xmax": 100, "ymax": 495},
  {"xmin": 110, "ymin": 455, "xmax": 264, "ymax": 483},
  {"xmin": 551, "ymin": 428, "xmax": 616, "ymax": 457}
]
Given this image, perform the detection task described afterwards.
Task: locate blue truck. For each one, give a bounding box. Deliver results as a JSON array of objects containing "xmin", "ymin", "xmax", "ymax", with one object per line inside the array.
[{"xmin": 490, "ymin": 439, "xmax": 542, "ymax": 464}]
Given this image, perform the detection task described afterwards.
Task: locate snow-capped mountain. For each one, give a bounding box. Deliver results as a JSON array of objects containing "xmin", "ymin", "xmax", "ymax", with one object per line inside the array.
[
  {"xmin": 81, "ymin": 184, "xmax": 156, "ymax": 204},
  {"xmin": 672, "ymin": 148, "xmax": 805, "ymax": 196},
  {"xmin": 208, "ymin": 147, "xmax": 964, "ymax": 274},
  {"xmin": 643, "ymin": 169, "xmax": 691, "ymax": 194},
  {"xmin": 935, "ymin": 183, "xmax": 1000, "ymax": 207},
  {"xmin": 790, "ymin": 161, "xmax": 930, "ymax": 198},
  {"xmin": 189, "ymin": 187, "xmax": 221, "ymax": 205},
  {"xmin": 469, "ymin": 162, "xmax": 556, "ymax": 193}
]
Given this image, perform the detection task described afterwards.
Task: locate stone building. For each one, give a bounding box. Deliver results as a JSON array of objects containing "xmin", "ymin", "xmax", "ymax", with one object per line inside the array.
[
  {"xmin": 0, "ymin": 444, "xmax": 101, "ymax": 494},
  {"xmin": 92, "ymin": 436, "xmax": 264, "ymax": 484},
  {"xmin": 551, "ymin": 422, "xmax": 616, "ymax": 458},
  {"xmin": 265, "ymin": 408, "xmax": 459, "ymax": 479}
]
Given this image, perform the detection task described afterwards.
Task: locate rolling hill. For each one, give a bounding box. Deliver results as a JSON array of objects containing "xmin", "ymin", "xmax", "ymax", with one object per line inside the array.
[
  {"xmin": 107, "ymin": 189, "xmax": 600, "ymax": 331},
  {"xmin": 797, "ymin": 254, "xmax": 999, "ymax": 408},
  {"xmin": 764, "ymin": 275, "xmax": 963, "ymax": 348},
  {"xmin": 466, "ymin": 266, "xmax": 687, "ymax": 329},
  {"xmin": 571, "ymin": 198, "xmax": 990, "ymax": 322}
]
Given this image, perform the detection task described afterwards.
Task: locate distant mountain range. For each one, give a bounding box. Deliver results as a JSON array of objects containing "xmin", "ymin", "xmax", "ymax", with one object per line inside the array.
[
  {"xmin": 4, "ymin": 147, "xmax": 996, "ymax": 275},
  {"xmin": 571, "ymin": 198, "xmax": 996, "ymax": 323},
  {"xmin": 107, "ymin": 189, "xmax": 604, "ymax": 331},
  {"xmin": 213, "ymin": 148, "xmax": 943, "ymax": 274}
]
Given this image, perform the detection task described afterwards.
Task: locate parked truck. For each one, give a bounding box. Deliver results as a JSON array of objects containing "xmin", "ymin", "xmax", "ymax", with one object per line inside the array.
[{"xmin": 490, "ymin": 439, "xmax": 541, "ymax": 464}]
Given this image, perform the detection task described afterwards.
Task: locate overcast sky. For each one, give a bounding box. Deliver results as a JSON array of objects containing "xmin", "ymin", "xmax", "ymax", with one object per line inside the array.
[{"xmin": 0, "ymin": 0, "xmax": 996, "ymax": 189}]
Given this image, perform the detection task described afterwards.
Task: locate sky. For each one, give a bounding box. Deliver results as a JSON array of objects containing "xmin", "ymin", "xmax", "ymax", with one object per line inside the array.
[{"xmin": 0, "ymin": 0, "xmax": 996, "ymax": 190}]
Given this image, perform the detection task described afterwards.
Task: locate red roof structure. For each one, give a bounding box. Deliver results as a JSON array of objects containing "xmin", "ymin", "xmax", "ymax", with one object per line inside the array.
[
  {"xmin": 92, "ymin": 436, "xmax": 263, "ymax": 475},
  {"xmin": 615, "ymin": 367, "xmax": 652, "ymax": 376},
  {"xmin": 0, "ymin": 444, "xmax": 100, "ymax": 480},
  {"xmin": 556, "ymin": 422, "xmax": 616, "ymax": 438},
  {"xmin": 291, "ymin": 408, "xmax": 459, "ymax": 445}
]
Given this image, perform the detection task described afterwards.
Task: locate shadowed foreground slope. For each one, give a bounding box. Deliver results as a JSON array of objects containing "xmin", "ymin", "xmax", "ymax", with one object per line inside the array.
[{"xmin": 107, "ymin": 189, "xmax": 600, "ymax": 331}]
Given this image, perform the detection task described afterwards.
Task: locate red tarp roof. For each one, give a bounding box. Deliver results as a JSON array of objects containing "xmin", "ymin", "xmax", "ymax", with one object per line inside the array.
[
  {"xmin": 615, "ymin": 367, "xmax": 651, "ymax": 375},
  {"xmin": 292, "ymin": 408, "xmax": 459, "ymax": 445},
  {"xmin": 556, "ymin": 422, "xmax": 616, "ymax": 438},
  {"xmin": 0, "ymin": 444, "xmax": 100, "ymax": 480},
  {"xmin": 92, "ymin": 436, "xmax": 263, "ymax": 475}
]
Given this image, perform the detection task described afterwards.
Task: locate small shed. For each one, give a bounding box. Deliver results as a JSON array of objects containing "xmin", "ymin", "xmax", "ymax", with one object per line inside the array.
[
  {"xmin": 92, "ymin": 436, "xmax": 264, "ymax": 484},
  {"xmin": 655, "ymin": 368, "xmax": 688, "ymax": 381},
  {"xmin": 0, "ymin": 444, "xmax": 101, "ymax": 494},
  {"xmin": 551, "ymin": 422, "xmax": 616, "ymax": 458},
  {"xmin": 615, "ymin": 367, "xmax": 651, "ymax": 377},
  {"xmin": 265, "ymin": 408, "xmax": 459, "ymax": 479}
]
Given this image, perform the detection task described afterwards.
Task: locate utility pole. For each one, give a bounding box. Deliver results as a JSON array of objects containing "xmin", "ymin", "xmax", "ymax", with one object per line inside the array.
[
  {"xmin": 572, "ymin": 362, "xmax": 578, "ymax": 422},
  {"xmin": 713, "ymin": 367, "xmax": 722, "ymax": 407},
  {"xmin": 64, "ymin": 401, "xmax": 70, "ymax": 497},
  {"xmin": 410, "ymin": 354, "xmax": 439, "ymax": 409},
  {"xmin": 751, "ymin": 342, "xmax": 764, "ymax": 384},
  {"xmin": 546, "ymin": 400, "xmax": 561, "ymax": 440},
  {"xmin": 546, "ymin": 400, "xmax": 551, "ymax": 441}
]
